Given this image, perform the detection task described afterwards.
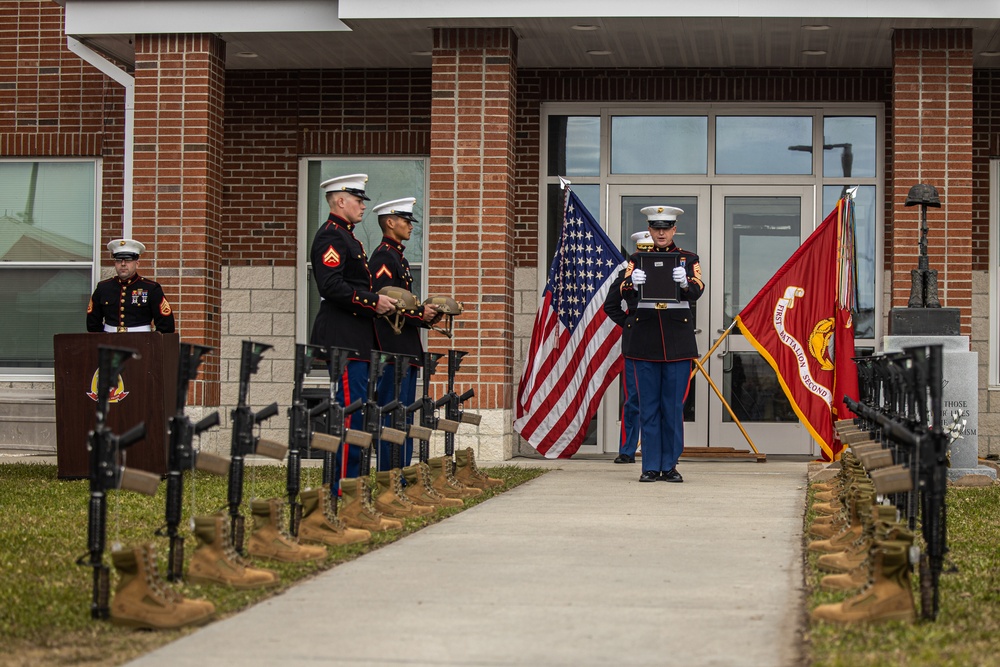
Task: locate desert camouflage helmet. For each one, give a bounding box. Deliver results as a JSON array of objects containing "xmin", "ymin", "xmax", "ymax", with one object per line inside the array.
[
  {"xmin": 378, "ymin": 286, "xmax": 420, "ymax": 335},
  {"xmin": 423, "ymin": 295, "xmax": 464, "ymax": 338}
]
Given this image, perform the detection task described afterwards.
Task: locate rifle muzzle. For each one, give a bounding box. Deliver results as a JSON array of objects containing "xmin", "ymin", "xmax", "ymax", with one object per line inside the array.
[
  {"xmin": 194, "ymin": 451, "xmax": 230, "ymax": 476},
  {"xmin": 254, "ymin": 438, "xmax": 288, "ymax": 460},
  {"xmin": 118, "ymin": 468, "xmax": 161, "ymax": 496}
]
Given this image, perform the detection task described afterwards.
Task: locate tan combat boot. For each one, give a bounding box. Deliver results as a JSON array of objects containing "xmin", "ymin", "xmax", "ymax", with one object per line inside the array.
[
  {"xmin": 453, "ymin": 447, "xmax": 503, "ymax": 490},
  {"xmin": 187, "ymin": 513, "xmax": 280, "ymax": 589},
  {"xmin": 298, "ymin": 486, "xmax": 371, "ymax": 546},
  {"xmin": 338, "ymin": 477, "xmax": 403, "ymax": 531},
  {"xmin": 247, "ymin": 497, "xmax": 327, "ymax": 563},
  {"xmin": 427, "ymin": 456, "xmax": 482, "ymax": 499},
  {"xmin": 109, "ymin": 543, "xmax": 215, "ymax": 629},
  {"xmin": 402, "ymin": 463, "xmax": 464, "ymax": 508},
  {"xmin": 374, "ymin": 469, "xmax": 435, "ymax": 518},
  {"xmin": 810, "ymin": 541, "xmax": 915, "ymax": 624}
]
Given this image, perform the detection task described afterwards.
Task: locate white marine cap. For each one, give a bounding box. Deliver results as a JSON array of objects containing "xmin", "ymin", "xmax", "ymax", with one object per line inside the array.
[
  {"xmin": 372, "ymin": 197, "xmax": 418, "ymax": 223},
  {"xmin": 107, "ymin": 238, "xmax": 146, "ymax": 260},
  {"xmin": 640, "ymin": 205, "xmax": 684, "ymax": 228},
  {"xmin": 630, "ymin": 230, "xmax": 653, "ymax": 248},
  {"xmin": 320, "ymin": 173, "xmax": 370, "ymax": 200}
]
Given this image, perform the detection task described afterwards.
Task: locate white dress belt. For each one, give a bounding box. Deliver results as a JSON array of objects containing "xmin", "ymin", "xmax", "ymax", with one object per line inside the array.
[
  {"xmin": 103, "ymin": 324, "xmax": 152, "ymax": 333},
  {"xmin": 636, "ymin": 302, "xmax": 690, "ymax": 310}
]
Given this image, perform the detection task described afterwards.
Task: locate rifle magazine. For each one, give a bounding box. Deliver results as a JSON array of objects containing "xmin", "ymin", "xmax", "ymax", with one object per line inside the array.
[
  {"xmin": 311, "ymin": 432, "xmax": 341, "ymax": 453},
  {"xmin": 345, "ymin": 429, "xmax": 372, "ymax": 447},
  {"xmin": 195, "ymin": 452, "xmax": 230, "ymax": 476},
  {"xmin": 119, "ymin": 468, "xmax": 162, "ymax": 496},
  {"xmin": 255, "ymin": 438, "xmax": 288, "ymax": 460}
]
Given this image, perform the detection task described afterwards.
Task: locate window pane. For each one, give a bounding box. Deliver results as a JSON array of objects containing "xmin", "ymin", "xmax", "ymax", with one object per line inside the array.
[
  {"xmin": 716, "ymin": 116, "xmax": 813, "ymax": 175},
  {"xmin": 610, "ymin": 116, "xmax": 708, "ymax": 174},
  {"xmin": 0, "ymin": 268, "xmax": 90, "ymax": 367},
  {"xmin": 548, "ymin": 116, "xmax": 600, "ymax": 177},
  {"xmin": 0, "ymin": 161, "xmax": 95, "ymax": 261},
  {"xmin": 724, "ymin": 196, "xmax": 802, "ymax": 326},
  {"xmin": 823, "ymin": 186, "xmax": 877, "ymax": 339},
  {"xmin": 724, "ymin": 352, "xmax": 797, "ymax": 422},
  {"xmin": 823, "ymin": 117, "xmax": 876, "ymax": 178}
]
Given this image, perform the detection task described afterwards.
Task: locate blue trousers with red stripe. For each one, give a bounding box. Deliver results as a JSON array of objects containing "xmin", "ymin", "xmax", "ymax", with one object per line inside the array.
[
  {"xmin": 619, "ymin": 358, "xmax": 640, "ymax": 457},
  {"xmin": 376, "ymin": 362, "xmax": 417, "ymax": 470},
  {"xmin": 329, "ymin": 359, "xmax": 369, "ymax": 494},
  {"xmin": 633, "ymin": 358, "xmax": 691, "ymax": 473}
]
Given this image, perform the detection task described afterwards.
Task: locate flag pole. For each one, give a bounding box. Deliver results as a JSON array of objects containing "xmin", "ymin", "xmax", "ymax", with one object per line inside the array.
[{"xmin": 685, "ymin": 320, "xmax": 763, "ymax": 459}]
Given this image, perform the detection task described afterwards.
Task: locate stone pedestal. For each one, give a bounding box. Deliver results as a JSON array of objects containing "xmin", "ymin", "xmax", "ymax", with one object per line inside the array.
[{"xmin": 883, "ymin": 335, "xmax": 995, "ymax": 481}]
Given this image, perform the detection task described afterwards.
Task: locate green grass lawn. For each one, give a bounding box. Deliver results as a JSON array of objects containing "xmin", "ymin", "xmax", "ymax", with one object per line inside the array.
[
  {"xmin": 0, "ymin": 462, "xmax": 545, "ymax": 667},
  {"xmin": 804, "ymin": 484, "xmax": 1000, "ymax": 667}
]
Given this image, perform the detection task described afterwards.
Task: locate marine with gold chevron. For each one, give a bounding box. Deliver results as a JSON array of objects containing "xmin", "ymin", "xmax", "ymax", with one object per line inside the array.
[
  {"xmin": 368, "ymin": 196, "xmax": 439, "ymax": 471},
  {"xmin": 615, "ymin": 205, "xmax": 705, "ymax": 485},
  {"xmin": 308, "ymin": 173, "xmax": 397, "ymax": 494},
  {"xmin": 86, "ymin": 238, "xmax": 175, "ymax": 333}
]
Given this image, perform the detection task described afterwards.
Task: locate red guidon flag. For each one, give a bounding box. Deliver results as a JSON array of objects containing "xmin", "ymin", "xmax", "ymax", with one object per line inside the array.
[{"xmin": 734, "ymin": 198, "xmax": 859, "ymax": 461}]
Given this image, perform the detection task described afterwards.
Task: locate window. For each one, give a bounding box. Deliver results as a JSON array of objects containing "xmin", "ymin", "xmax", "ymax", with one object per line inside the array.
[
  {"xmin": 302, "ymin": 158, "xmax": 428, "ymax": 342},
  {"xmin": 716, "ymin": 116, "xmax": 813, "ymax": 175},
  {"xmin": 0, "ymin": 160, "xmax": 97, "ymax": 370},
  {"xmin": 610, "ymin": 116, "xmax": 708, "ymax": 174}
]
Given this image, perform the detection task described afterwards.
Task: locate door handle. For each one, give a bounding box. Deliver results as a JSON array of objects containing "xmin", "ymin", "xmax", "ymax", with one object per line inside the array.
[{"xmin": 694, "ymin": 329, "xmax": 702, "ymax": 334}]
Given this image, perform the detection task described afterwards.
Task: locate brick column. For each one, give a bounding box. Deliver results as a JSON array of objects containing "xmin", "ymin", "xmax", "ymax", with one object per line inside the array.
[
  {"xmin": 428, "ymin": 28, "xmax": 517, "ymax": 457},
  {"xmin": 891, "ymin": 29, "xmax": 973, "ymax": 335},
  {"xmin": 133, "ymin": 34, "xmax": 225, "ymax": 405}
]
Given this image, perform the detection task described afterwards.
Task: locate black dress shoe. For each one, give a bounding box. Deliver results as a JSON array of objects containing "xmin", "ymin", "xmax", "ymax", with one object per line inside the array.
[
  {"xmin": 614, "ymin": 454, "xmax": 635, "ymax": 464},
  {"xmin": 659, "ymin": 468, "xmax": 683, "ymax": 483},
  {"xmin": 639, "ymin": 470, "xmax": 660, "ymax": 483}
]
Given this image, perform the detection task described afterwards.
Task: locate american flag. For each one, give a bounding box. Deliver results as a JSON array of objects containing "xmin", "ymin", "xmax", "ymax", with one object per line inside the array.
[{"xmin": 514, "ymin": 187, "xmax": 627, "ymax": 458}]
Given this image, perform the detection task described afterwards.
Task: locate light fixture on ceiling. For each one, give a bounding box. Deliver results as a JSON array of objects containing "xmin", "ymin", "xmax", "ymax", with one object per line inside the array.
[
  {"xmin": 802, "ymin": 49, "xmax": 828, "ymax": 56},
  {"xmin": 980, "ymin": 51, "xmax": 1000, "ymax": 57},
  {"xmin": 801, "ymin": 24, "xmax": 831, "ymax": 31},
  {"xmin": 572, "ymin": 24, "xmax": 599, "ymax": 31},
  {"xmin": 235, "ymin": 51, "xmax": 258, "ymax": 58},
  {"xmin": 587, "ymin": 49, "xmax": 613, "ymax": 56},
  {"xmin": 410, "ymin": 50, "xmax": 432, "ymax": 56}
]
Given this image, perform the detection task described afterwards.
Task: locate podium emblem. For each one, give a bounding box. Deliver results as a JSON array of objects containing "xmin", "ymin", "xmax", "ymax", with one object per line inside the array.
[{"xmin": 86, "ymin": 369, "xmax": 130, "ymax": 403}]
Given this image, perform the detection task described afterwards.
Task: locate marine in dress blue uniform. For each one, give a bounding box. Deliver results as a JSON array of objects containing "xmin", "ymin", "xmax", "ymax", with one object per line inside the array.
[
  {"xmin": 368, "ymin": 197, "xmax": 439, "ymax": 471},
  {"xmin": 308, "ymin": 174, "xmax": 397, "ymax": 493},
  {"xmin": 616, "ymin": 206, "xmax": 704, "ymax": 483},
  {"xmin": 86, "ymin": 238, "xmax": 175, "ymax": 333},
  {"xmin": 603, "ymin": 230, "xmax": 653, "ymax": 464}
]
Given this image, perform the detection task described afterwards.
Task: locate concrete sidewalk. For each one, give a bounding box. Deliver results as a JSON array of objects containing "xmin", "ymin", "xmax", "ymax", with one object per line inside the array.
[{"xmin": 125, "ymin": 458, "xmax": 809, "ymax": 667}]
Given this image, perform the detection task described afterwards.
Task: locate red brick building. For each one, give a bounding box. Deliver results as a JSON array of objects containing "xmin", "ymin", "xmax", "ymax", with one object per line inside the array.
[{"xmin": 3, "ymin": 1, "xmax": 1000, "ymax": 460}]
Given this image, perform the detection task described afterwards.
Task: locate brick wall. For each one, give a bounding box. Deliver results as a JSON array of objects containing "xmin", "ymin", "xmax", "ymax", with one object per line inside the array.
[
  {"xmin": 891, "ymin": 29, "xmax": 974, "ymax": 334},
  {"xmin": 133, "ymin": 34, "xmax": 226, "ymax": 405}
]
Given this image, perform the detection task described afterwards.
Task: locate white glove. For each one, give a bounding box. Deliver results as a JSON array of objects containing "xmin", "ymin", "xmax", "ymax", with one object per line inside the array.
[
  {"xmin": 673, "ymin": 266, "xmax": 689, "ymax": 289},
  {"xmin": 631, "ymin": 268, "xmax": 646, "ymax": 286}
]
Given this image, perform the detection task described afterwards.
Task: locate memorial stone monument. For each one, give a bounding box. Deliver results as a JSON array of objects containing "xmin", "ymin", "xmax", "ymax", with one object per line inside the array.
[{"xmin": 885, "ymin": 184, "xmax": 994, "ymax": 481}]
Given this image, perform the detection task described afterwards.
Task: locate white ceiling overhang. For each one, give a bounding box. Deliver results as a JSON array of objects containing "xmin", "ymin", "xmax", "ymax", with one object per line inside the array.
[{"xmin": 60, "ymin": 0, "xmax": 1000, "ymax": 70}]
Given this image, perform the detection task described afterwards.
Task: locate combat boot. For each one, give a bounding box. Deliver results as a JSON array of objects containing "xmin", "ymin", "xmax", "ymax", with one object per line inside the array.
[
  {"xmin": 187, "ymin": 513, "xmax": 280, "ymax": 589},
  {"xmin": 402, "ymin": 463, "xmax": 464, "ymax": 508},
  {"xmin": 810, "ymin": 541, "xmax": 915, "ymax": 624},
  {"xmin": 110, "ymin": 543, "xmax": 215, "ymax": 629},
  {"xmin": 819, "ymin": 560, "xmax": 871, "ymax": 593},
  {"xmin": 298, "ymin": 486, "xmax": 371, "ymax": 546},
  {"xmin": 453, "ymin": 447, "xmax": 503, "ymax": 490},
  {"xmin": 374, "ymin": 469, "xmax": 435, "ymax": 518},
  {"xmin": 427, "ymin": 455, "xmax": 482, "ymax": 499},
  {"xmin": 338, "ymin": 476, "xmax": 403, "ymax": 531},
  {"xmin": 247, "ymin": 497, "xmax": 327, "ymax": 563}
]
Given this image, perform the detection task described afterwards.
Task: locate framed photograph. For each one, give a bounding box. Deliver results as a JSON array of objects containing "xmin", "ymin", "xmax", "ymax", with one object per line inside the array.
[{"xmin": 636, "ymin": 252, "xmax": 681, "ymax": 303}]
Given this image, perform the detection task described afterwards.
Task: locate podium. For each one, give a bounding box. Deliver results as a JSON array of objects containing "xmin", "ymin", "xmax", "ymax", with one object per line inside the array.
[{"xmin": 54, "ymin": 333, "xmax": 179, "ymax": 479}]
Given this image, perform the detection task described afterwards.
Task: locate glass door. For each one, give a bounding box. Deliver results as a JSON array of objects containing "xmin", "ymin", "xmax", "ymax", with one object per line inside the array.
[
  {"xmin": 707, "ymin": 186, "xmax": 817, "ymax": 456},
  {"xmin": 602, "ymin": 185, "xmax": 711, "ymax": 453}
]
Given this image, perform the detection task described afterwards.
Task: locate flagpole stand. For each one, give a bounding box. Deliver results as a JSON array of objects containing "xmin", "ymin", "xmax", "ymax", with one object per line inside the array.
[
  {"xmin": 679, "ymin": 358, "xmax": 766, "ymax": 463},
  {"xmin": 682, "ymin": 323, "xmax": 766, "ymax": 462}
]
